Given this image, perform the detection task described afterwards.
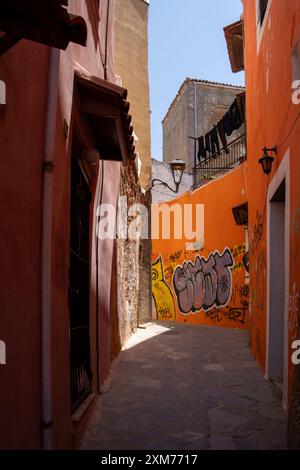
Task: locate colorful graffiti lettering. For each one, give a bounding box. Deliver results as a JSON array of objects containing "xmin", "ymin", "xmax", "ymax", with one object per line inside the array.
[
  {"xmin": 231, "ymin": 244, "xmax": 246, "ymax": 258},
  {"xmin": 231, "ymin": 243, "xmax": 249, "ymax": 273},
  {"xmin": 205, "ymin": 306, "xmax": 246, "ymax": 325},
  {"xmin": 289, "ymin": 283, "xmax": 300, "ymax": 341},
  {"xmin": 152, "ymin": 257, "xmax": 176, "ymax": 321},
  {"xmin": 173, "ymin": 248, "xmax": 234, "ymax": 315}
]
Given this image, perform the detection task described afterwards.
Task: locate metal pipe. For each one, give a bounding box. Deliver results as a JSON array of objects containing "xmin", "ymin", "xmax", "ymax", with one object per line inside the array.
[
  {"xmin": 194, "ymin": 81, "xmax": 198, "ymax": 170},
  {"xmin": 104, "ymin": 0, "xmax": 111, "ymax": 80},
  {"xmin": 41, "ymin": 47, "xmax": 59, "ymax": 450},
  {"xmin": 96, "ymin": 160, "xmax": 104, "ymax": 393},
  {"xmin": 96, "ymin": 0, "xmax": 110, "ymax": 390}
]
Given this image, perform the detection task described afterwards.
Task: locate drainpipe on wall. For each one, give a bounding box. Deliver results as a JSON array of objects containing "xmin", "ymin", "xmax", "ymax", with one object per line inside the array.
[
  {"xmin": 104, "ymin": 0, "xmax": 110, "ymax": 80},
  {"xmin": 96, "ymin": 0, "xmax": 110, "ymax": 391},
  {"xmin": 194, "ymin": 81, "xmax": 198, "ymax": 171},
  {"xmin": 41, "ymin": 47, "xmax": 59, "ymax": 450}
]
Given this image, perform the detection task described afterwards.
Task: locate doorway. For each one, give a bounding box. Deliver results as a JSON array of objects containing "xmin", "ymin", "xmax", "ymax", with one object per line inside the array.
[
  {"xmin": 268, "ymin": 180, "xmax": 285, "ymax": 392},
  {"xmin": 69, "ymin": 150, "xmax": 92, "ymax": 412},
  {"xmin": 266, "ymin": 149, "xmax": 290, "ymax": 409}
]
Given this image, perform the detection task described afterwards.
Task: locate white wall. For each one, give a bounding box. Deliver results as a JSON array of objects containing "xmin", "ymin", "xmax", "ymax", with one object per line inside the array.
[{"xmin": 151, "ymin": 158, "xmax": 192, "ymax": 203}]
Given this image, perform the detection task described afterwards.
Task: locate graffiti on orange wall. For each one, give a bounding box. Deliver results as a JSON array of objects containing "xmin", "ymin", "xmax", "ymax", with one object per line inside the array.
[
  {"xmin": 152, "ymin": 246, "xmax": 249, "ymax": 327},
  {"xmin": 163, "ymin": 250, "xmax": 183, "ymax": 283},
  {"xmin": 254, "ymin": 251, "xmax": 266, "ymax": 313},
  {"xmin": 173, "ymin": 248, "xmax": 234, "ymax": 315},
  {"xmin": 231, "ymin": 243, "xmax": 249, "ymax": 273},
  {"xmin": 152, "ymin": 257, "xmax": 175, "ymax": 321},
  {"xmin": 250, "ymin": 211, "xmax": 263, "ymax": 255},
  {"xmin": 205, "ymin": 306, "xmax": 246, "ymax": 325}
]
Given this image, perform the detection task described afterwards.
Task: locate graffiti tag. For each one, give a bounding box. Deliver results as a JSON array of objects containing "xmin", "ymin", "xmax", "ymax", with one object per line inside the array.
[
  {"xmin": 173, "ymin": 248, "xmax": 234, "ymax": 315},
  {"xmin": 152, "ymin": 257, "xmax": 176, "ymax": 321},
  {"xmin": 250, "ymin": 211, "xmax": 263, "ymax": 254},
  {"xmin": 205, "ymin": 307, "xmax": 246, "ymax": 325},
  {"xmin": 169, "ymin": 251, "xmax": 182, "ymax": 264}
]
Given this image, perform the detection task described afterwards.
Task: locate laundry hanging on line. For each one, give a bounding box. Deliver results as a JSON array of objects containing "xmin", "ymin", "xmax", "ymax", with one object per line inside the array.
[{"xmin": 197, "ymin": 95, "xmax": 244, "ymax": 164}]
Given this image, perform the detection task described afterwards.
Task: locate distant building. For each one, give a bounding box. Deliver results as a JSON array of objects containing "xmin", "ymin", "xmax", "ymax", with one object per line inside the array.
[
  {"xmin": 162, "ymin": 78, "xmax": 245, "ymax": 178},
  {"xmin": 114, "ymin": 0, "xmax": 151, "ymax": 191}
]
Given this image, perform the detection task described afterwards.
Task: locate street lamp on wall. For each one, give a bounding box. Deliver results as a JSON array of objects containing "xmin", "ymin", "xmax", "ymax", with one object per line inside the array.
[
  {"xmin": 259, "ymin": 147, "xmax": 277, "ymax": 175},
  {"xmin": 152, "ymin": 159, "xmax": 186, "ymax": 194}
]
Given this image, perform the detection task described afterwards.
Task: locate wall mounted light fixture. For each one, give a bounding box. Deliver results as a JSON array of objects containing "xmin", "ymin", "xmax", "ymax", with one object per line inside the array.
[
  {"xmin": 259, "ymin": 146, "xmax": 277, "ymax": 175},
  {"xmin": 152, "ymin": 159, "xmax": 186, "ymax": 194}
]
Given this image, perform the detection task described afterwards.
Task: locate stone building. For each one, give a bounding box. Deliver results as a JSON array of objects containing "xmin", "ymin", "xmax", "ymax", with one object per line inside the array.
[
  {"xmin": 114, "ymin": 0, "xmax": 151, "ymax": 191},
  {"xmin": 114, "ymin": 0, "xmax": 152, "ymax": 336},
  {"xmin": 162, "ymin": 78, "xmax": 245, "ymax": 176}
]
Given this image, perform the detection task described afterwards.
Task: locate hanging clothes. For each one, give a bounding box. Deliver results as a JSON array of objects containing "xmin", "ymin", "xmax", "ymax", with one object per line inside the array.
[
  {"xmin": 230, "ymin": 100, "xmax": 243, "ymax": 130},
  {"xmin": 210, "ymin": 126, "xmax": 220, "ymax": 157},
  {"xmin": 197, "ymin": 136, "xmax": 206, "ymax": 163},
  {"xmin": 217, "ymin": 120, "xmax": 229, "ymax": 154},
  {"xmin": 236, "ymin": 92, "xmax": 246, "ymax": 123},
  {"xmin": 196, "ymin": 96, "xmax": 244, "ymax": 162},
  {"xmin": 205, "ymin": 132, "xmax": 211, "ymax": 157},
  {"xmin": 223, "ymin": 110, "xmax": 233, "ymax": 136},
  {"xmin": 222, "ymin": 99, "xmax": 243, "ymax": 137}
]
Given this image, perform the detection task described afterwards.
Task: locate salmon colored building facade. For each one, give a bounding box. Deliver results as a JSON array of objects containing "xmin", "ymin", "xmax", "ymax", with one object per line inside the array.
[
  {"xmin": 242, "ymin": 0, "xmax": 300, "ymax": 446},
  {"xmin": 152, "ymin": 0, "xmax": 300, "ymax": 447},
  {"xmin": 152, "ymin": 163, "xmax": 250, "ymax": 330},
  {"xmin": 0, "ymin": 0, "xmax": 149, "ymax": 450}
]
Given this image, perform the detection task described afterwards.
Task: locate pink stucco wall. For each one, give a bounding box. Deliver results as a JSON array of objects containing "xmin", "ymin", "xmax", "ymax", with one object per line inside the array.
[{"xmin": 0, "ymin": 0, "xmax": 121, "ymax": 449}]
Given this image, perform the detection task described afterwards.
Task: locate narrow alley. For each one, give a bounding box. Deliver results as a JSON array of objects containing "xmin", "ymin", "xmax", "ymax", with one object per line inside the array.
[
  {"xmin": 1, "ymin": 0, "xmax": 300, "ymax": 456},
  {"xmin": 81, "ymin": 323, "xmax": 287, "ymax": 451}
]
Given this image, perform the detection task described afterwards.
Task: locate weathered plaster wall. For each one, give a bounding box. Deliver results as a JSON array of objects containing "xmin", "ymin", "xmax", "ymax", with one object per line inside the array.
[
  {"xmin": 0, "ymin": 0, "xmax": 122, "ymax": 450},
  {"xmin": 117, "ymin": 159, "xmax": 152, "ymax": 345},
  {"xmin": 243, "ymin": 0, "xmax": 300, "ymax": 447},
  {"xmin": 113, "ymin": 0, "xmax": 152, "ymax": 343},
  {"xmin": 114, "ymin": 0, "xmax": 151, "ymax": 190},
  {"xmin": 163, "ymin": 79, "xmax": 245, "ymax": 174},
  {"xmin": 0, "ymin": 41, "xmax": 48, "ymax": 450},
  {"xmin": 152, "ymin": 164, "xmax": 249, "ymax": 329}
]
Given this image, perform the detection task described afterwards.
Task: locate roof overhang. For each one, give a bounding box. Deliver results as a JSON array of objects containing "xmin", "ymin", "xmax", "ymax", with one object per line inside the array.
[
  {"xmin": 0, "ymin": 0, "xmax": 87, "ymax": 55},
  {"xmin": 74, "ymin": 65, "xmax": 136, "ymax": 163},
  {"xmin": 224, "ymin": 20, "xmax": 244, "ymax": 73}
]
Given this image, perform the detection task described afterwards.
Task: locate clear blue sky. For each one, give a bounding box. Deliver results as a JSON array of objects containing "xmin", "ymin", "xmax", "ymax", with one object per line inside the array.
[{"xmin": 149, "ymin": 0, "xmax": 245, "ymax": 160}]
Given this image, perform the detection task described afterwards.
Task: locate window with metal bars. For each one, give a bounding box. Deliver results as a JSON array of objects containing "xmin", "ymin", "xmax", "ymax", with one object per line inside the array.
[{"xmin": 69, "ymin": 153, "xmax": 92, "ymax": 412}]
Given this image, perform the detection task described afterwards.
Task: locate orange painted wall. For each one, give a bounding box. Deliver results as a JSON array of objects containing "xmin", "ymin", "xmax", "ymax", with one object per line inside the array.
[
  {"xmin": 244, "ymin": 0, "xmax": 300, "ymax": 403},
  {"xmin": 152, "ymin": 163, "xmax": 250, "ymax": 329}
]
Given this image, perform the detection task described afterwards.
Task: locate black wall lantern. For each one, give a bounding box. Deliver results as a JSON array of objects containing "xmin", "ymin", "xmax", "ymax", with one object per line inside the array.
[
  {"xmin": 259, "ymin": 147, "xmax": 277, "ymax": 175},
  {"xmin": 152, "ymin": 159, "xmax": 186, "ymax": 194}
]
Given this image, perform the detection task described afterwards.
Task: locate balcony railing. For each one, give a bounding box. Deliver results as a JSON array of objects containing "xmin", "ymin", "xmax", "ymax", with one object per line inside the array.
[{"xmin": 193, "ymin": 134, "xmax": 246, "ymax": 189}]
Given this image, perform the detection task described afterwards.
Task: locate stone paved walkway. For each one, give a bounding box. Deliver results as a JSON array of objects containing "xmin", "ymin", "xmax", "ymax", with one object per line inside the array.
[{"xmin": 81, "ymin": 322, "xmax": 287, "ymax": 450}]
